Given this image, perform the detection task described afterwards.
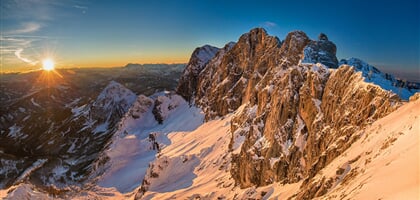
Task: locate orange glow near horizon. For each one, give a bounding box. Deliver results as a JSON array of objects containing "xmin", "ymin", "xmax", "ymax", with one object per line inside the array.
[
  {"xmin": 1, "ymin": 55, "xmax": 189, "ymax": 73},
  {"xmin": 72, "ymin": 55, "xmax": 189, "ymax": 68},
  {"xmin": 36, "ymin": 61, "xmax": 64, "ymax": 87}
]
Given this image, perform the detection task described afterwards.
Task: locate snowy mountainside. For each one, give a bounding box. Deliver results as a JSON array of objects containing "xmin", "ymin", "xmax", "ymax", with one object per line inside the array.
[
  {"xmin": 0, "ymin": 72, "xmax": 181, "ymax": 194},
  {"xmin": 339, "ymin": 58, "xmax": 419, "ymax": 100},
  {"xmin": 91, "ymin": 80, "xmax": 137, "ymax": 125},
  {"xmin": 1, "ymin": 95, "xmax": 418, "ymax": 199},
  {"xmin": 137, "ymin": 114, "xmax": 234, "ymax": 199},
  {"xmin": 135, "ymin": 92, "xmax": 420, "ymax": 200},
  {"xmin": 94, "ymin": 92, "xmax": 204, "ymax": 193}
]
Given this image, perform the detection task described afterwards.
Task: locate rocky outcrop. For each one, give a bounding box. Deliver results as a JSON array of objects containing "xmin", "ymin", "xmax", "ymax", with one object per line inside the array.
[
  {"xmin": 176, "ymin": 45, "xmax": 219, "ymax": 103},
  {"xmin": 177, "ymin": 27, "xmax": 402, "ymax": 191},
  {"xmin": 152, "ymin": 93, "xmax": 183, "ymax": 124},
  {"xmin": 196, "ymin": 28, "xmax": 286, "ymax": 119},
  {"xmin": 301, "ymin": 33, "xmax": 338, "ymax": 68},
  {"xmin": 127, "ymin": 95, "xmax": 154, "ymax": 119},
  {"xmin": 409, "ymin": 92, "xmax": 420, "ymax": 101}
]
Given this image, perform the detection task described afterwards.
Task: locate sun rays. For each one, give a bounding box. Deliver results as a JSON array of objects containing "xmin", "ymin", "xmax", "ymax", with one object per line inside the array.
[
  {"xmin": 42, "ymin": 58, "xmax": 55, "ymax": 71},
  {"xmin": 36, "ymin": 58, "xmax": 64, "ymax": 87}
]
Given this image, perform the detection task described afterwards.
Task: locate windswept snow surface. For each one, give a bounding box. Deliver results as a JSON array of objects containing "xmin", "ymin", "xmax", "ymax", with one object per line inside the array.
[
  {"xmin": 1, "ymin": 94, "xmax": 418, "ymax": 199},
  {"xmin": 316, "ymin": 97, "xmax": 420, "ymax": 199},
  {"xmin": 97, "ymin": 93, "xmax": 204, "ymax": 193},
  {"xmin": 140, "ymin": 111, "xmax": 303, "ymax": 199},
  {"xmin": 142, "ymin": 96, "xmax": 420, "ymax": 199},
  {"xmin": 141, "ymin": 115, "xmax": 236, "ymax": 199}
]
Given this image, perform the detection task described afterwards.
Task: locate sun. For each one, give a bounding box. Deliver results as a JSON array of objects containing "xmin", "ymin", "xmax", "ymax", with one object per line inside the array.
[{"xmin": 42, "ymin": 59, "xmax": 55, "ymax": 71}]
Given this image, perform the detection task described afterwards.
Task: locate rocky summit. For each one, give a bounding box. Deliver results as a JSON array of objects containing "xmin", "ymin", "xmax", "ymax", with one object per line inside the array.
[{"xmin": 175, "ymin": 27, "xmax": 417, "ymax": 198}]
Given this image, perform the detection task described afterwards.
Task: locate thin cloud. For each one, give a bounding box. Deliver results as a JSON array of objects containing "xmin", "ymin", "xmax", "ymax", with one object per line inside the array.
[
  {"xmin": 73, "ymin": 5, "xmax": 88, "ymax": 14},
  {"xmin": 4, "ymin": 22, "xmax": 41, "ymax": 35},
  {"xmin": 14, "ymin": 49, "xmax": 38, "ymax": 65},
  {"xmin": 1, "ymin": 0, "xmax": 76, "ymax": 70},
  {"xmin": 262, "ymin": 21, "xmax": 277, "ymax": 28},
  {"xmin": 73, "ymin": 5, "xmax": 88, "ymax": 10},
  {"xmin": 0, "ymin": 35, "xmax": 41, "ymax": 66}
]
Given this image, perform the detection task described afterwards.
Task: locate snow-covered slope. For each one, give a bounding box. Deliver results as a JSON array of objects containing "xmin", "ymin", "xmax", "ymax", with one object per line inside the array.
[
  {"xmin": 138, "ymin": 114, "xmax": 234, "ymax": 199},
  {"xmin": 96, "ymin": 92, "xmax": 204, "ymax": 193},
  {"xmin": 135, "ymin": 96, "xmax": 420, "ymax": 199},
  {"xmin": 1, "ymin": 93, "xmax": 418, "ymax": 200},
  {"xmin": 339, "ymin": 58, "xmax": 419, "ymax": 100},
  {"xmin": 310, "ymin": 95, "xmax": 420, "ymax": 199}
]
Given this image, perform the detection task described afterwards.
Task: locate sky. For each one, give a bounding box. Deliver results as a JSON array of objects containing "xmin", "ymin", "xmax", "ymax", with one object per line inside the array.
[{"xmin": 1, "ymin": 0, "xmax": 419, "ymax": 81}]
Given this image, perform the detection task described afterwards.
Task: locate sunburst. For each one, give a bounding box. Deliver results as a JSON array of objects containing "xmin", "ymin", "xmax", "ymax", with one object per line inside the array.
[{"xmin": 42, "ymin": 58, "xmax": 55, "ymax": 71}]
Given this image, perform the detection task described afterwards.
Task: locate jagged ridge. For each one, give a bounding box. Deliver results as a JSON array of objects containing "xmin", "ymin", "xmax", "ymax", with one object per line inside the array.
[{"xmin": 176, "ymin": 27, "xmax": 413, "ymax": 197}]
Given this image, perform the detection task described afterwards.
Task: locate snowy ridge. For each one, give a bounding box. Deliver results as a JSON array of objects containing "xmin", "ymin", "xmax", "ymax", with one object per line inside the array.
[
  {"xmin": 14, "ymin": 159, "xmax": 48, "ymax": 184},
  {"xmin": 93, "ymin": 80, "xmax": 137, "ymax": 112},
  {"xmin": 138, "ymin": 115, "xmax": 234, "ymax": 199},
  {"xmin": 193, "ymin": 45, "xmax": 221, "ymax": 71},
  {"xmin": 96, "ymin": 92, "xmax": 204, "ymax": 193},
  {"xmin": 339, "ymin": 58, "xmax": 419, "ymax": 100},
  {"xmin": 185, "ymin": 45, "xmax": 219, "ymax": 76},
  {"xmin": 176, "ymin": 44, "xmax": 220, "ymax": 102}
]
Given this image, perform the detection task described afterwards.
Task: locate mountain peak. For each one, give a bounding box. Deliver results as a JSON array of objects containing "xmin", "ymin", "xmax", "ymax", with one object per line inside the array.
[
  {"xmin": 238, "ymin": 27, "xmax": 281, "ymax": 50},
  {"xmin": 301, "ymin": 32, "xmax": 338, "ymax": 68},
  {"xmin": 175, "ymin": 27, "xmax": 403, "ymax": 190},
  {"xmin": 279, "ymin": 30, "xmax": 310, "ymax": 64},
  {"xmin": 96, "ymin": 81, "xmax": 135, "ymax": 103},
  {"xmin": 318, "ymin": 33, "xmax": 328, "ymax": 41},
  {"xmin": 92, "ymin": 81, "xmax": 137, "ymax": 122},
  {"xmin": 190, "ymin": 45, "xmax": 220, "ymax": 67},
  {"xmin": 176, "ymin": 44, "xmax": 220, "ymax": 102}
]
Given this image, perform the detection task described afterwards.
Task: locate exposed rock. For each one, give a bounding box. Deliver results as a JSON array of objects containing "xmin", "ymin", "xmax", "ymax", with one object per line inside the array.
[
  {"xmin": 176, "ymin": 45, "xmax": 219, "ymax": 103},
  {"xmin": 318, "ymin": 33, "xmax": 328, "ymax": 41},
  {"xmin": 301, "ymin": 33, "xmax": 338, "ymax": 68},
  {"xmin": 152, "ymin": 92, "xmax": 183, "ymax": 124},
  {"xmin": 127, "ymin": 95, "xmax": 154, "ymax": 119},
  {"xmin": 196, "ymin": 28, "xmax": 286, "ymax": 119},
  {"xmin": 409, "ymin": 92, "xmax": 420, "ymax": 101},
  {"xmin": 177, "ymin": 28, "xmax": 401, "ymax": 190}
]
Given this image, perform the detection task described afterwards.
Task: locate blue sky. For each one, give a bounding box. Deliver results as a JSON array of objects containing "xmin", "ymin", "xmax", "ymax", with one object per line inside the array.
[{"xmin": 1, "ymin": 0, "xmax": 419, "ymax": 80}]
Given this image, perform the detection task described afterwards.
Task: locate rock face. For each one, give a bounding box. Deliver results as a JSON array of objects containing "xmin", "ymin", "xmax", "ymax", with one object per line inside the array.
[
  {"xmin": 177, "ymin": 27, "xmax": 402, "ymax": 195},
  {"xmin": 302, "ymin": 33, "xmax": 338, "ymax": 68},
  {"xmin": 196, "ymin": 28, "xmax": 284, "ymax": 119},
  {"xmin": 176, "ymin": 45, "xmax": 220, "ymax": 103}
]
